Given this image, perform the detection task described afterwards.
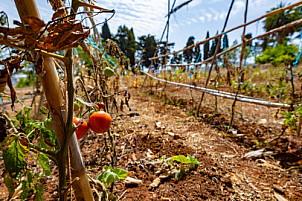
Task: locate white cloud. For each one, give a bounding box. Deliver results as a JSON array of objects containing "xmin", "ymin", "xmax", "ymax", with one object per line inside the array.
[
  {"xmin": 2, "ymin": 0, "xmax": 301, "ymax": 52},
  {"xmin": 233, "ymin": 0, "xmax": 245, "ymax": 15},
  {"xmin": 94, "ymin": 0, "xmax": 168, "ymax": 38},
  {"xmin": 205, "ymin": 13, "xmax": 212, "ymax": 21},
  {"xmin": 199, "ymin": 16, "xmax": 205, "ymax": 22}
]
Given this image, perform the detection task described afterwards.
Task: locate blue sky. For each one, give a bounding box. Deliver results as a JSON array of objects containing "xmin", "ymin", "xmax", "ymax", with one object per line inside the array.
[{"xmin": 0, "ymin": 0, "xmax": 300, "ymax": 51}]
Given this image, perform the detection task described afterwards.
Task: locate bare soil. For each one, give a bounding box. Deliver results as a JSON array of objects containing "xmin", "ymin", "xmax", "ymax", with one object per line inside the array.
[{"xmin": 0, "ymin": 81, "xmax": 302, "ymax": 200}]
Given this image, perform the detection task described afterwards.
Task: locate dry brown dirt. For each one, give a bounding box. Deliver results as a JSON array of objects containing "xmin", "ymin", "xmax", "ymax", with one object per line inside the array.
[{"xmin": 0, "ymin": 84, "xmax": 302, "ymax": 200}]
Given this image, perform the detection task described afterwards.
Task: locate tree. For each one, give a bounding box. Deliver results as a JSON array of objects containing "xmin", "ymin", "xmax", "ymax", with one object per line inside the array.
[
  {"xmin": 264, "ymin": 3, "xmax": 302, "ymax": 44},
  {"xmin": 243, "ymin": 33, "xmax": 253, "ymax": 64},
  {"xmin": 183, "ymin": 36, "xmax": 195, "ymax": 63},
  {"xmin": 171, "ymin": 53, "xmax": 183, "ymax": 64},
  {"xmin": 209, "ymin": 31, "xmax": 221, "ymax": 57},
  {"xmin": 114, "ymin": 25, "xmax": 137, "ymax": 67},
  {"xmin": 226, "ymin": 40, "xmax": 239, "ymax": 64},
  {"xmin": 245, "ymin": 33, "xmax": 252, "ymax": 47},
  {"xmin": 138, "ymin": 34, "xmax": 157, "ymax": 67},
  {"xmin": 101, "ymin": 20, "xmax": 111, "ymax": 40},
  {"xmin": 158, "ymin": 41, "xmax": 175, "ymax": 64},
  {"xmin": 204, "ymin": 31, "xmax": 210, "ymax": 60},
  {"xmin": 194, "ymin": 45, "xmax": 201, "ymax": 62},
  {"xmin": 223, "ymin": 33, "xmax": 229, "ymax": 50},
  {"xmin": 128, "ymin": 28, "xmax": 137, "ymax": 66}
]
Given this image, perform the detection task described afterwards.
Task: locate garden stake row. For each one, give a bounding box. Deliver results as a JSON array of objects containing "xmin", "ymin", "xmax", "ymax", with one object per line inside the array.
[{"xmin": 229, "ymin": 0, "xmax": 249, "ymax": 128}]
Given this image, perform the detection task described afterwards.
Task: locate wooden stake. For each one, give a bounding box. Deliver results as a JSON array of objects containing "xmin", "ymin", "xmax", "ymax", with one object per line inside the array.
[{"xmin": 14, "ymin": 0, "xmax": 93, "ymax": 200}]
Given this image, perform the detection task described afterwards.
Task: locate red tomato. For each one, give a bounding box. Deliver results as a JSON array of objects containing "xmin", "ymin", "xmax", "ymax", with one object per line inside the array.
[
  {"xmin": 88, "ymin": 111, "xmax": 112, "ymax": 133},
  {"xmin": 97, "ymin": 102, "xmax": 105, "ymax": 109},
  {"xmin": 73, "ymin": 117, "xmax": 89, "ymax": 139},
  {"xmin": 45, "ymin": 101, "xmax": 50, "ymax": 110}
]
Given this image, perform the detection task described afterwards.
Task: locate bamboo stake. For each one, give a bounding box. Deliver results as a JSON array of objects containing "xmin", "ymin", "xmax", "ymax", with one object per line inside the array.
[
  {"xmin": 163, "ymin": 18, "xmax": 302, "ymax": 67},
  {"xmin": 196, "ymin": 0, "xmax": 235, "ymax": 115},
  {"xmin": 229, "ymin": 0, "xmax": 249, "ymax": 127},
  {"xmin": 13, "ymin": 0, "xmax": 93, "ymax": 200}
]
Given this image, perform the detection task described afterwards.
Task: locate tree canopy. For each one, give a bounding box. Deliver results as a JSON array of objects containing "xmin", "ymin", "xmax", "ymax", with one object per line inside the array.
[
  {"xmin": 203, "ymin": 31, "xmax": 210, "ymax": 61},
  {"xmin": 264, "ymin": 3, "xmax": 302, "ymax": 44},
  {"xmin": 183, "ymin": 36, "xmax": 195, "ymax": 63},
  {"xmin": 101, "ymin": 20, "xmax": 111, "ymax": 41},
  {"xmin": 138, "ymin": 34, "xmax": 157, "ymax": 67},
  {"xmin": 114, "ymin": 25, "xmax": 137, "ymax": 67}
]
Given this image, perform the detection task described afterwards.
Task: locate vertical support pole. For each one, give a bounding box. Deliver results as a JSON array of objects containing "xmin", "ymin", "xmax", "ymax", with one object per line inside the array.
[
  {"xmin": 196, "ymin": 0, "xmax": 235, "ymax": 116},
  {"xmin": 229, "ymin": 0, "xmax": 249, "ymax": 127},
  {"xmin": 14, "ymin": 0, "xmax": 93, "ymax": 200}
]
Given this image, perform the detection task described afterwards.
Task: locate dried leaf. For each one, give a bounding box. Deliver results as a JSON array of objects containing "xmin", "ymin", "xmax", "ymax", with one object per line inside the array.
[
  {"xmin": 243, "ymin": 149, "xmax": 265, "ymax": 159},
  {"xmin": 150, "ymin": 177, "xmax": 161, "ymax": 188},
  {"xmin": 10, "ymin": 35, "xmax": 25, "ymax": 42},
  {"xmin": 6, "ymin": 73, "xmax": 16, "ymax": 109},
  {"xmin": 43, "ymin": 22, "xmax": 89, "ymax": 52},
  {"xmin": 52, "ymin": 7, "xmax": 67, "ymax": 20},
  {"xmin": 120, "ymin": 99, "xmax": 124, "ymax": 112},
  {"xmin": 0, "ymin": 115, "xmax": 8, "ymax": 143},
  {"xmin": 3, "ymin": 55, "xmax": 23, "ymax": 74},
  {"xmin": 124, "ymin": 177, "xmax": 142, "ymax": 185},
  {"xmin": 0, "ymin": 68, "xmax": 8, "ymax": 92},
  {"xmin": 274, "ymin": 192, "xmax": 288, "ymax": 201},
  {"xmin": 34, "ymin": 54, "xmax": 44, "ymax": 75},
  {"xmin": 13, "ymin": 20, "xmax": 22, "ymax": 26},
  {"xmin": 24, "ymin": 35, "xmax": 38, "ymax": 48},
  {"xmin": 0, "ymin": 26, "xmax": 33, "ymax": 36},
  {"xmin": 23, "ymin": 16, "xmax": 45, "ymax": 32}
]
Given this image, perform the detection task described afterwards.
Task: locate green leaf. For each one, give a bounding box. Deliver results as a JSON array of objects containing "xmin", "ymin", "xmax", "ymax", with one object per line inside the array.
[
  {"xmin": 172, "ymin": 154, "xmax": 201, "ymax": 165},
  {"xmin": 97, "ymin": 172, "xmax": 118, "ymax": 188},
  {"xmin": 109, "ymin": 167, "xmax": 128, "ymax": 180},
  {"xmin": 172, "ymin": 155, "xmax": 191, "ymax": 164},
  {"xmin": 187, "ymin": 154, "xmax": 201, "ymax": 166},
  {"xmin": 20, "ymin": 171, "xmax": 33, "ymax": 200},
  {"xmin": 3, "ymin": 137, "xmax": 28, "ymax": 178},
  {"xmin": 34, "ymin": 183, "xmax": 44, "ymax": 201},
  {"xmin": 4, "ymin": 171, "xmax": 16, "ymax": 199},
  {"xmin": 16, "ymin": 106, "xmax": 35, "ymax": 133},
  {"xmin": 37, "ymin": 136, "xmax": 52, "ymax": 176},
  {"xmin": 97, "ymin": 166, "xmax": 128, "ymax": 187},
  {"xmin": 38, "ymin": 154, "xmax": 51, "ymax": 176},
  {"xmin": 20, "ymin": 180, "xmax": 30, "ymax": 200},
  {"xmin": 41, "ymin": 127, "xmax": 59, "ymax": 150}
]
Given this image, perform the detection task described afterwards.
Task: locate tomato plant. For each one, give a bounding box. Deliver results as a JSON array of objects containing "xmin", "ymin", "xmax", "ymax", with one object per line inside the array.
[
  {"xmin": 89, "ymin": 111, "xmax": 112, "ymax": 133},
  {"xmin": 73, "ymin": 117, "xmax": 89, "ymax": 139},
  {"xmin": 1, "ymin": 106, "xmax": 58, "ymax": 200}
]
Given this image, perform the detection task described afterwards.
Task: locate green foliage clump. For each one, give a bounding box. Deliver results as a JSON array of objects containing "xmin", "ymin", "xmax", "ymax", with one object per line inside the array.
[
  {"xmin": 1, "ymin": 106, "xmax": 58, "ymax": 200},
  {"xmin": 255, "ymin": 44, "xmax": 298, "ymax": 66},
  {"xmin": 15, "ymin": 71, "xmax": 35, "ymax": 88},
  {"xmin": 16, "ymin": 77, "xmax": 35, "ymax": 88}
]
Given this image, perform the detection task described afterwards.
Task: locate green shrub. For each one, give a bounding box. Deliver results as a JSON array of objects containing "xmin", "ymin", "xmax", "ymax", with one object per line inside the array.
[
  {"xmin": 16, "ymin": 72, "xmax": 35, "ymax": 88},
  {"xmin": 255, "ymin": 44, "xmax": 298, "ymax": 66}
]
